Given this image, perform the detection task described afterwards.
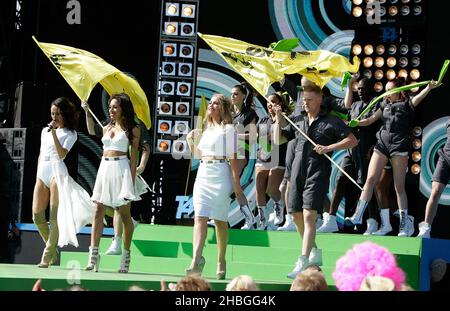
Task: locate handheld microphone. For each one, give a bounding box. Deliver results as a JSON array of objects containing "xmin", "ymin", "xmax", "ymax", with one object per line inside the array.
[{"xmin": 47, "ymin": 122, "xmax": 54, "ymax": 132}]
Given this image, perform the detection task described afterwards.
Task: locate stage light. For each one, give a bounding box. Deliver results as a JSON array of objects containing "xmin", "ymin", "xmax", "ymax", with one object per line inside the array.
[
  {"xmin": 410, "ymin": 69, "xmax": 420, "ymax": 80},
  {"xmin": 164, "ymin": 22, "xmax": 178, "ymax": 35},
  {"xmin": 182, "ymin": 4, "xmax": 196, "ymax": 18},
  {"xmin": 374, "ymin": 69, "xmax": 384, "ymax": 80},
  {"xmin": 401, "ymin": 0, "xmax": 410, "ymax": 3},
  {"xmin": 399, "ymin": 44, "xmax": 409, "ymax": 55},
  {"xmin": 388, "ymin": 44, "xmax": 397, "ymax": 55},
  {"xmin": 401, "ymin": 5, "xmax": 410, "ymax": 15},
  {"xmin": 180, "ymin": 44, "xmax": 194, "ymax": 58},
  {"xmin": 388, "ymin": 6, "xmax": 398, "ymax": 16},
  {"xmin": 376, "ymin": 45, "xmax": 385, "ymax": 55},
  {"xmin": 411, "ymin": 151, "xmax": 421, "ymax": 162},
  {"xmin": 352, "ymin": 0, "xmax": 363, "ymax": 5},
  {"xmin": 399, "ymin": 57, "xmax": 408, "ymax": 67},
  {"xmin": 387, "ymin": 57, "xmax": 397, "ymax": 67},
  {"xmin": 163, "ymin": 43, "xmax": 177, "ymax": 57},
  {"xmin": 363, "ymin": 69, "xmax": 372, "ymax": 79},
  {"xmin": 165, "ymin": 3, "xmax": 179, "ymax": 16},
  {"xmin": 352, "ymin": 44, "xmax": 362, "ymax": 56},
  {"xmin": 413, "ymin": 126, "xmax": 422, "ymax": 137},
  {"xmin": 374, "ymin": 82, "xmax": 384, "ymax": 92},
  {"xmin": 413, "ymin": 5, "xmax": 422, "ymax": 15},
  {"xmin": 411, "ymin": 43, "xmax": 421, "ymax": 54},
  {"xmin": 411, "ymin": 57, "xmax": 420, "ymax": 67},
  {"xmin": 172, "ymin": 140, "xmax": 187, "ymax": 153},
  {"xmin": 177, "ymin": 82, "xmax": 191, "ymax": 96},
  {"xmin": 379, "ymin": 6, "xmax": 386, "ymax": 16},
  {"xmin": 157, "ymin": 139, "xmax": 171, "ymax": 153},
  {"xmin": 174, "ymin": 121, "xmax": 189, "ymax": 135},
  {"xmin": 158, "ymin": 120, "xmax": 172, "ymax": 134},
  {"xmin": 176, "ymin": 102, "xmax": 189, "ymax": 116},
  {"xmin": 158, "ymin": 101, "xmax": 173, "ymax": 115},
  {"xmin": 391, "ymin": 0, "xmax": 399, "ymax": 4},
  {"xmin": 411, "ymin": 164, "xmax": 421, "ymax": 175},
  {"xmin": 398, "ymin": 69, "xmax": 408, "ymax": 78},
  {"xmin": 414, "ymin": 0, "xmax": 422, "ymax": 3},
  {"xmin": 386, "ymin": 69, "xmax": 396, "ymax": 80},
  {"xmin": 353, "ymin": 6, "xmax": 363, "ymax": 17},
  {"xmin": 178, "ymin": 63, "xmax": 193, "ymax": 76},
  {"xmin": 412, "ymin": 138, "xmax": 422, "ymax": 149},
  {"xmin": 162, "ymin": 61, "xmax": 176, "ymax": 76},
  {"xmin": 364, "ymin": 44, "xmax": 374, "ymax": 55},
  {"xmin": 160, "ymin": 81, "xmax": 175, "ymax": 95},
  {"xmin": 180, "ymin": 23, "xmax": 195, "ymax": 36},
  {"xmin": 363, "ymin": 57, "xmax": 373, "ymax": 68},
  {"xmin": 374, "ymin": 57, "xmax": 384, "ymax": 68}
]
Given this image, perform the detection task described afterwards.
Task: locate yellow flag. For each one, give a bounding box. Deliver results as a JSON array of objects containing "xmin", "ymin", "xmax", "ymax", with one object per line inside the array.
[
  {"xmin": 197, "ymin": 95, "xmax": 208, "ymax": 130},
  {"xmin": 32, "ymin": 36, "xmax": 151, "ymax": 129},
  {"xmin": 198, "ymin": 33, "xmax": 360, "ymax": 96}
]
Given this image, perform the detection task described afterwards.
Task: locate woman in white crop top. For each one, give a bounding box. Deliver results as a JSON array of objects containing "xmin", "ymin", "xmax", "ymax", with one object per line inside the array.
[
  {"xmin": 83, "ymin": 93, "xmax": 143, "ymax": 273},
  {"xmin": 33, "ymin": 98, "xmax": 94, "ymax": 268},
  {"xmin": 185, "ymin": 94, "xmax": 243, "ymax": 280}
]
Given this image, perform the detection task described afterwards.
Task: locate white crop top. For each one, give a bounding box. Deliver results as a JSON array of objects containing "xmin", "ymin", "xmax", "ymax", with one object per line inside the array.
[
  {"xmin": 197, "ymin": 124, "xmax": 237, "ymax": 157},
  {"xmin": 40, "ymin": 127, "xmax": 77, "ymax": 160},
  {"xmin": 102, "ymin": 130, "xmax": 129, "ymax": 153}
]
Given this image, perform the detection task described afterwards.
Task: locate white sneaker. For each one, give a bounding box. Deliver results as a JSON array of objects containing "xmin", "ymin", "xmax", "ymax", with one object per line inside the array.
[
  {"xmin": 317, "ymin": 213, "xmax": 339, "ymax": 233},
  {"xmin": 240, "ymin": 205, "xmax": 256, "ymax": 230},
  {"xmin": 363, "ymin": 218, "xmax": 378, "ymax": 235},
  {"xmin": 308, "ymin": 248, "xmax": 323, "ymax": 266},
  {"xmin": 372, "ymin": 222, "xmax": 393, "ymax": 236},
  {"xmin": 417, "ymin": 221, "xmax": 431, "ymax": 238},
  {"xmin": 398, "ymin": 215, "xmax": 415, "ymax": 237},
  {"xmin": 273, "ymin": 202, "xmax": 285, "ymax": 226},
  {"xmin": 105, "ymin": 237, "xmax": 122, "ymax": 255},
  {"xmin": 287, "ymin": 255, "xmax": 310, "ymax": 279},
  {"xmin": 277, "ymin": 214, "xmax": 296, "ymax": 231}
]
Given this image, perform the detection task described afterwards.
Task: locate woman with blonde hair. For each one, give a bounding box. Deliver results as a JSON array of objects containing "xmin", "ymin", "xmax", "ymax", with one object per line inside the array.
[
  {"xmin": 226, "ymin": 275, "xmax": 259, "ymax": 291},
  {"xmin": 186, "ymin": 94, "xmax": 243, "ymax": 280}
]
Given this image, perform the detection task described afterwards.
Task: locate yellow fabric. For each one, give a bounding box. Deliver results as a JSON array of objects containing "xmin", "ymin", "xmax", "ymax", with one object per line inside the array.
[
  {"xmin": 196, "ymin": 95, "xmax": 208, "ymax": 130},
  {"xmin": 198, "ymin": 33, "xmax": 360, "ymax": 96},
  {"xmin": 32, "ymin": 36, "xmax": 151, "ymax": 129}
]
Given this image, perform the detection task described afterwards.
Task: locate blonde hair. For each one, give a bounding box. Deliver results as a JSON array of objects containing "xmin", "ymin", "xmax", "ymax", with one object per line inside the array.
[
  {"xmin": 226, "ymin": 275, "xmax": 260, "ymax": 291},
  {"xmin": 175, "ymin": 275, "xmax": 212, "ymax": 291},
  {"xmin": 205, "ymin": 94, "xmax": 233, "ymax": 127},
  {"xmin": 290, "ymin": 270, "xmax": 328, "ymax": 291}
]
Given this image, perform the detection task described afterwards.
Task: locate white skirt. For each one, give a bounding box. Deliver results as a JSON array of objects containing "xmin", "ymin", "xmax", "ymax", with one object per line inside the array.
[
  {"xmin": 91, "ymin": 156, "xmax": 149, "ymax": 208},
  {"xmin": 193, "ymin": 161, "xmax": 233, "ymax": 222},
  {"xmin": 37, "ymin": 159, "xmax": 95, "ymax": 248}
]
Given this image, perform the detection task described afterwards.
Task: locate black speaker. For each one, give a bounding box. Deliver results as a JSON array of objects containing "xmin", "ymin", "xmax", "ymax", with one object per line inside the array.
[{"xmin": 13, "ymin": 81, "xmax": 48, "ymax": 129}]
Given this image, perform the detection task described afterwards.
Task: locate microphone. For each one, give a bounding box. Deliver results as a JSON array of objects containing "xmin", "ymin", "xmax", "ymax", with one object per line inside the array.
[{"xmin": 47, "ymin": 122, "xmax": 54, "ymax": 132}]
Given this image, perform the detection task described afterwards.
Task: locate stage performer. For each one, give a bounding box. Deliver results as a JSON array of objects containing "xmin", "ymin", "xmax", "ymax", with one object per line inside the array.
[
  {"xmin": 417, "ymin": 119, "xmax": 450, "ymax": 238},
  {"xmin": 274, "ymin": 84, "xmax": 357, "ymax": 279},
  {"xmin": 32, "ymin": 97, "xmax": 93, "ymax": 268},
  {"xmin": 345, "ymin": 78, "xmax": 440, "ymax": 237},
  {"xmin": 186, "ymin": 94, "xmax": 243, "ymax": 280},
  {"xmin": 83, "ymin": 93, "xmax": 146, "ymax": 273},
  {"xmin": 230, "ymin": 83, "xmax": 259, "ymax": 230}
]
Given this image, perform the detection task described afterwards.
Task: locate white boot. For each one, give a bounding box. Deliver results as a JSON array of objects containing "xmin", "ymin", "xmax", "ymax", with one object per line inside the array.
[
  {"xmin": 287, "ymin": 255, "xmax": 310, "ymax": 279},
  {"xmin": 105, "ymin": 237, "xmax": 122, "ymax": 255},
  {"xmin": 278, "ymin": 214, "xmax": 296, "ymax": 231},
  {"xmin": 372, "ymin": 209, "xmax": 392, "ymax": 236},
  {"xmin": 417, "ymin": 221, "xmax": 431, "ymax": 238},
  {"xmin": 363, "ymin": 218, "xmax": 378, "ymax": 235},
  {"xmin": 317, "ymin": 213, "xmax": 339, "ymax": 233},
  {"xmin": 345, "ymin": 200, "xmax": 369, "ymax": 226},
  {"xmin": 273, "ymin": 201, "xmax": 285, "ymax": 226},
  {"xmin": 240, "ymin": 205, "xmax": 256, "ymax": 230},
  {"xmin": 256, "ymin": 206, "xmax": 268, "ymax": 230},
  {"xmin": 398, "ymin": 210, "xmax": 415, "ymax": 237}
]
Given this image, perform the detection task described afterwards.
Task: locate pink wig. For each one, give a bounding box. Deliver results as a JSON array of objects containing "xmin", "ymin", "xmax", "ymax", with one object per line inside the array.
[{"xmin": 332, "ymin": 241, "xmax": 406, "ymax": 291}]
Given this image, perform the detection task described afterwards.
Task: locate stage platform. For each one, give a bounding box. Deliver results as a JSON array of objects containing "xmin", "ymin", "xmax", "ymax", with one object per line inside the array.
[{"xmin": 1, "ymin": 224, "xmax": 450, "ymax": 291}]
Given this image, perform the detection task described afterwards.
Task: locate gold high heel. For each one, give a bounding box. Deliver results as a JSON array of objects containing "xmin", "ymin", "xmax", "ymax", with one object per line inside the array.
[
  {"xmin": 186, "ymin": 256, "xmax": 206, "ymax": 275},
  {"xmin": 216, "ymin": 260, "xmax": 226, "ymax": 280}
]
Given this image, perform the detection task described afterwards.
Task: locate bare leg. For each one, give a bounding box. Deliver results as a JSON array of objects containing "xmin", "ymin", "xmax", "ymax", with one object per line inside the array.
[
  {"xmin": 32, "ymin": 180, "xmax": 50, "ymax": 243},
  {"xmin": 390, "ymin": 155, "xmax": 409, "ymax": 212},
  {"xmin": 190, "ymin": 216, "xmax": 208, "ymax": 267},
  {"xmin": 255, "ymin": 167, "xmax": 269, "ymax": 206},
  {"xmin": 374, "ymin": 168, "xmax": 393, "ymax": 211},
  {"xmin": 267, "ymin": 168, "xmax": 284, "ymax": 202},
  {"xmin": 214, "ymin": 219, "xmax": 228, "ymax": 273},
  {"xmin": 117, "ymin": 203, "xmax": 133, "ymax": 251},
  {"xmin": 360, "ymin": 150, "xmax": 389, "ymax": 202},
  {"xmin": 235, "ymin": 159, "xmax": 249, "ymax": 206},
  {"xmin": 90, "ymin": 203, "xmax": 106, "ymax": 247},
  {"xmin": 302, "ymin": 209, "xmax": 317, "ymax": 257},
  {"xmin": 425, "ymin": 182, "xmax": 446, "ymax": 224},
  {"xmin": 113, "ymin": 209, "xmax": 123, "ymax": 238}
]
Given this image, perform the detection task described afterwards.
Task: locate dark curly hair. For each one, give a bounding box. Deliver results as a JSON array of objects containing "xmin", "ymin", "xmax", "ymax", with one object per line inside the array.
[
  {"xmin": 51, "ymin": 97, "xmax": 77, "ymax": 131},
  {"xmin": 108, "ymin": 93, "xmax": 138, "ymax": 140}
]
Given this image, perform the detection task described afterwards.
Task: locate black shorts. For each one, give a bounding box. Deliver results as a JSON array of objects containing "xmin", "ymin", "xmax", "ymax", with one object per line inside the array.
[
  {"xmin": 432, "ymin": 156, "xmax": 450, "ymax": 185},
  {"xmin": 288, "ymin": 156, "xmax": 329, "ymax": 213},
  {"xmin": 374, "ymin": 139, "xmax": 409, "ymax": 158}
]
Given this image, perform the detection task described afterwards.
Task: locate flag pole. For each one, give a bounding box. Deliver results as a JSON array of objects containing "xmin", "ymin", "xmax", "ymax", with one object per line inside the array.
[{"xmin": 280, "ymin": 112, "xmax": 363, "ymax": 191}]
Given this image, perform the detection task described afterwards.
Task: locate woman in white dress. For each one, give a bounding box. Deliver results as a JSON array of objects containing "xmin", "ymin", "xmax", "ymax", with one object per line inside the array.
[
  {"xmin": 83, "ymin": 93, "xmax": 145, "ymax": 273},
  {"xmin": 186, "ymin": 94, "xmax": 243, "ymax": 280},
  {"xmin": 32, "ymin": 97, "xmax": 94, "ymax": 268}
]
